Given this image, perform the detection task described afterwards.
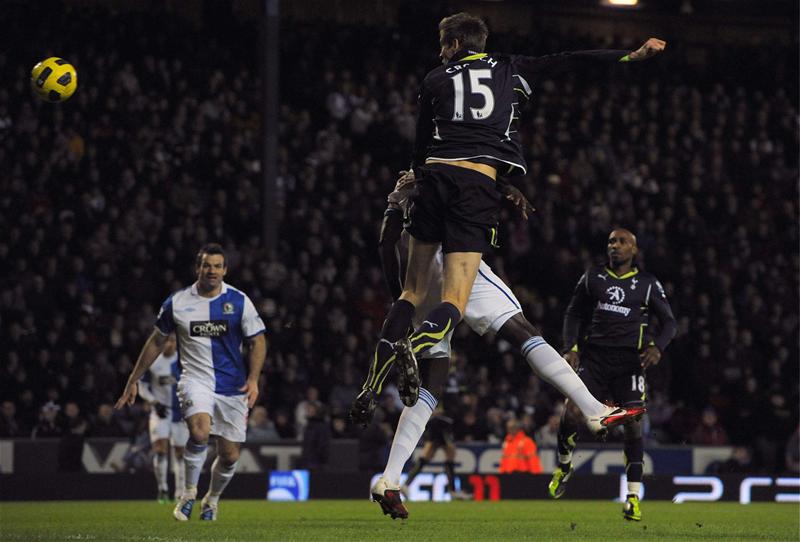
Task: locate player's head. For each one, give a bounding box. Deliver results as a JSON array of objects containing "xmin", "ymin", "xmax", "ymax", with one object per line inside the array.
[
  {"xmin": 438, "ymin": 12, "xmax": 489, "ymax": 63},
  {"xmin": 163, "ymin": 332, "xmax": 177, "ymax": 357},
  {"xmin": 195, "ymin": 243, "xmax": 227, "ymax": 290},
  {"xmin": 607, "ymin": 228, "xmax": 638, "ymax": 267}
]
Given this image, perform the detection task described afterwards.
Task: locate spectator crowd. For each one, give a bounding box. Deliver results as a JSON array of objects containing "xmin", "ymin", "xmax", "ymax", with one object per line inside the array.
[{"xmin": 0, "ymin": 3, "xmax": 797, "ymax": 474}]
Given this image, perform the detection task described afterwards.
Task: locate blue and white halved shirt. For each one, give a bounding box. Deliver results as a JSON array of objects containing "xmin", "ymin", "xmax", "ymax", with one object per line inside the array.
[
  {"xmin": 155, "ymin": 282, "xmax": 266, "ymax": 396},
  {"xmin": 139, "ymin": 352, "xmax": 182, "ymax": 422}
]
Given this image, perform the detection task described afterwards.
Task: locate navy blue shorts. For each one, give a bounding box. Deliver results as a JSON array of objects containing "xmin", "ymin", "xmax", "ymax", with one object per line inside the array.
[{"xmin": 405, "ymin": 163, "xmax": 501, "ymax": 254}]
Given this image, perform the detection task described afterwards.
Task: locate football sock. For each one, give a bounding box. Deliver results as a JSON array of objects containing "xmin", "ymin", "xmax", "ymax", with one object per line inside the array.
[
  {"xmin": 409, "ymin": 302, "xmax": 461, "ymax": 356},
  {"xmin": 153, "ymin": 452, "xmax": 168, "ymax": 492},
  {"xmin": 383, "ymin": 387, "xmax": 436, "ymax": 486},
  {"xmin": 444, "ymin": 460, "xmax": 456, "ymax": 492},
  {"xmin": 206, "ymin": 457, "xmax": 237, "ymax": 505},
  {"xmin": 557, "ymin": 411, "xmax": 580, "ymax": 467},
  {"xmin": 521, "ymin": 337, "xmax": 606, "ymax": 418},
  {"xmin": 183, "ymin": 438, "xmax": 208, "ymax": 495},
  {"xmin": 172, "ymin": 451, "xmax": 185, "ymax": 499},
  {"xmin": 366, "ymin": 300, "xmax": 415, "ymax": 393},
  {"xmin": 625, "ymin": 434, "xmax": 644, "ymax": 495}
]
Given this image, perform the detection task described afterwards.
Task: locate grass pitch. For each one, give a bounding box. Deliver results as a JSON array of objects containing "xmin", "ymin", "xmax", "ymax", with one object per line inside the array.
[{"xmin": 0, "ymin": 500, "xmax": 797, "ymax": 542}]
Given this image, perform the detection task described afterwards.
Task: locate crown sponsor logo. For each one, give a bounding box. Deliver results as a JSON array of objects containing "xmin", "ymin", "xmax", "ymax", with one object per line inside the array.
[{"xmin": 190, "ymin": 320, "xmax": 229, "ymax": 337}]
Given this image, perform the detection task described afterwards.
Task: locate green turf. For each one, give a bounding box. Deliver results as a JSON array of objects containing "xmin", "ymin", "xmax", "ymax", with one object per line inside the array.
[{"xmin": 0, "ymin": 500, "xmax": 797, "ymax": 542}]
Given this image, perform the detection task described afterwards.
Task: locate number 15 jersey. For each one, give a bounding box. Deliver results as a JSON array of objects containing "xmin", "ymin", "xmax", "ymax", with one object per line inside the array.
[{"xmin": 412, "ymin": 48, "xmax": 630, "ymax": 176}]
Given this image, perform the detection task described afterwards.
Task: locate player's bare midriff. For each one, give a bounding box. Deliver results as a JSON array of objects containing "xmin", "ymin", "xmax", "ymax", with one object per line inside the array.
[{"xmin": 425, "ymin": 159, "xmax": 497, "ymax": 181}]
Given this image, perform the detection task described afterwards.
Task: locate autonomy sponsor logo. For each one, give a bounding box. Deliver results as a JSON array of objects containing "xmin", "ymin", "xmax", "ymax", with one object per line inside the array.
[
  {"xmin": 596, "ymin": 302, "xmax": 631, "ymax": 316},
  {"xmin": 190, "ymin": 320, "xmax": 229, "ymax": 337}
]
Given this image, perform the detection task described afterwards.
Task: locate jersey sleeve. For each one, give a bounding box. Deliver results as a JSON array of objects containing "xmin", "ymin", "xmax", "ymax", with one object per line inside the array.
[
  {"xmin": 241, "ymin": 295, "xmax": 266, "ymax": 339},
  {"xmin": 411, "ymin": 80, "xmax": 435, "ymax": 171},
  {"xmin": 154, "ymin": 295, "xmax": 175, "ymax": 335},
  {"xmin": 513, "ymin": 49, "xmax": 631, "ymax": 86},
  {"xmin": 647, "ymin": 278, "xmax": 677, "ymax": 352},
  {"xmin": 138, "ymin": 370, "xmax": 156, "ymax": 403},
  {"xmin": 562, "ymin": 271, "xmax": 593, "ymax": 351}
]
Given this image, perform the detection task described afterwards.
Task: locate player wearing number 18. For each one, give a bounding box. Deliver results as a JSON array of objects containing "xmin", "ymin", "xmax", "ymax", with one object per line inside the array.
[{"xmin": 548, "ymin": 229, "xmax": 677, "ymax": 522}]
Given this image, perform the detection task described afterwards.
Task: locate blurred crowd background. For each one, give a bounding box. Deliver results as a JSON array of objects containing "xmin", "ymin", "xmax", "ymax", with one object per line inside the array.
[{"xmin": 1, "ymin": 2, "xmax": 797, "ymax": 474}]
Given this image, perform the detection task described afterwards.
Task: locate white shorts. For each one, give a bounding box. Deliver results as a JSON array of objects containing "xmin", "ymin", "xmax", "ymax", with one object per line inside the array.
[
  {"xmin": 177, "ymin": 379, "xmax": 248, "ymax": 443},
  {"xmin": 149, "ymin": 412, "xmax": 190, "ymax": 447},
  {"xmin": 416, "ymin": 260, "xmax": 522, "ymax": 359}
]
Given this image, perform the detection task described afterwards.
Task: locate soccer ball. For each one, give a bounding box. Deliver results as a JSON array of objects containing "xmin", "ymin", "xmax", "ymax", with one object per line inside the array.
[{"xmin": 31, "ymin": 57, "xmax": 78, "ymax": 102}]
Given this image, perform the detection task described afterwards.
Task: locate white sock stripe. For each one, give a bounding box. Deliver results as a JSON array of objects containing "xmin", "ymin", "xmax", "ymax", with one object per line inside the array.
[
  {"xmin": 418, "ymin": 393, "xmax": 436, "ymax": 411},
  {"xmin": 521, "ymin": 336, "xmax": 547, "ymax": 357},
  {"xmin": 418, "ymin": 388, "xmax": 437, "ymax": 410}
]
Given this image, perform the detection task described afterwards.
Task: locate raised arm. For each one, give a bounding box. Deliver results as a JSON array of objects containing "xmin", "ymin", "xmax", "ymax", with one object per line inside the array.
[
  {"xmin": 137, "ymin": 370, "xmax": 156, "ymax": 403},
  {"xmin": 516, "ymin": 38, "xmax": 666, "ymax": 83}
]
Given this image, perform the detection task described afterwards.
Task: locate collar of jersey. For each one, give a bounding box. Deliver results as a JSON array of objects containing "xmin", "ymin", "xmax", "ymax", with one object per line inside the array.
[
  {"xmin": 604, "ymin": 267, "xmax": 638, "ymax": 279},
  {"xmin": 191, "ymin": 281, "xmax": 228, "ymax": 298},
  {"xmin": 454, "ymin": 50, "xmax": 487, "ymax": 62}
]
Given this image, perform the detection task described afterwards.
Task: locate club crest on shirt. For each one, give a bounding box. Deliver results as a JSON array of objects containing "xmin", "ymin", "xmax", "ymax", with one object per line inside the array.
[
  {"xmin": 223, "ymin": 302, "xmax": 234, "ymax": 314},
  {"xmin": 606, "ymin": 286, "xmax": 625, "ymax": 304}
]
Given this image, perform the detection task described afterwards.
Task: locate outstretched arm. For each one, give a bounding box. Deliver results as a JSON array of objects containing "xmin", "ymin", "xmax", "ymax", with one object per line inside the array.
[{"xmin": 516, "ymin": 38, "xmax": 666, "ymax": 83}]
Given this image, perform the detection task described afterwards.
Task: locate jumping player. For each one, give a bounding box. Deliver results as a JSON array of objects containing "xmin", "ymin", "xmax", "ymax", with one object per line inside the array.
[{"xmin": 366, "ymin": 11, "xmax": 665, "ymax": 422}]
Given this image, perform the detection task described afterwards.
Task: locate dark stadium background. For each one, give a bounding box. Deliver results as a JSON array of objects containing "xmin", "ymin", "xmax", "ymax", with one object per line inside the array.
[{"xmin": 0, "ymin": 0, "xmax": 797, "ymax": 500}]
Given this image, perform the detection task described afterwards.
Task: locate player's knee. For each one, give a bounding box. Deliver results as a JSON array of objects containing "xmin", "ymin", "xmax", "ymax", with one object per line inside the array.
[
  {"xmin": 153, "ymin": 440, "xmax": 168, "ymax": 455},
  {"xmin": 188, "ymin": 428, "xmax": 210, "ymax": 445},
  {"xmin": 173, "ymin": 447, "xmax": 185, "ymax": 460},
  {"xmin": 218, "ymin": 449, "xmax": 239, "ymax": 466}
]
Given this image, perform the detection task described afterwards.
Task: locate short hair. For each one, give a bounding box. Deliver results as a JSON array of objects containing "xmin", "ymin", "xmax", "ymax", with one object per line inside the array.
[
  {"xmin": 439, "ymin": 12, "xmax": 489, "ymax": 52},
  {"xmin": 195, "ymin": 243, "xmax": 226, "ymax": 268}
]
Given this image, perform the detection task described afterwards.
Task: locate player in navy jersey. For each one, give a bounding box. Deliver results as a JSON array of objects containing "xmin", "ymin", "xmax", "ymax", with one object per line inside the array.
[
  {"xmin": 548, "ymin": 229, "xmax": 677, "ymax": 522},
  {"xmin": 138, "ymin": 333, "xmax": 189, "ymax": 503},
  {"xmin": 116, "ymin": 243, "xmax": 267, "ymax": 521},
  {"xmin": 369, "ymin": 11, "xmax": 665, "ymax": 422}
]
